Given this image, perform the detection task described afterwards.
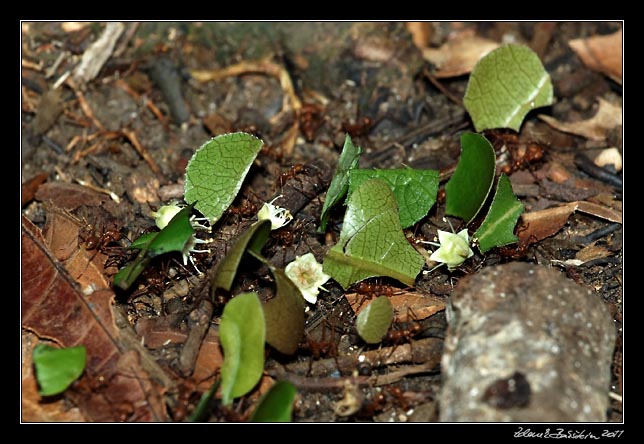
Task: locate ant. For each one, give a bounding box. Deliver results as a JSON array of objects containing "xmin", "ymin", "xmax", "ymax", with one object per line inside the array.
[
  {"xmin": 382, "ymin": 306, "xmax": 424, "ymax": 349},
  {"xmin": 300, "ymin": 317, "xmax": 340, "ymax": 376},
  {"xmin": 226, "ymin": 197, "xmax": 258, "ymax": 219},
  {"xmin": 276, "ymin": 163, "xmax": 308, "ymax": 189},
  {"xmin": 349, "ymin": 279, "xmax": 405, "ymax": 312},
  {"xmin": 299, "ymin": 102, "xmax": 326, "ymax": 142},
  {"xmin": 79, "ymin": 220, "xmax": 129, "ymax": 270}
]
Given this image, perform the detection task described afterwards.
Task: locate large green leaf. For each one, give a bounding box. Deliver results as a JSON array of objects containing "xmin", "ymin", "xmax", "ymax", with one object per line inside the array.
[
  {"xmin": 250, "ymin": 381, "xmax": 297, "ymax": 422},
  {"xmin": 464, "ymin": 44, "xmax": 553, "ymax": 132},
  {"xmin": 32, "ymin": 344, "xmax": 86, "ymax": 396},
  {"xmin": 445, "ymin": 133, "xmax": 496, "ymax": 224},
  {"xmin": 348, "ymin": 168, "xmax": 439, "ymax": 228},
  {"xmin": 211, "ymin": 220, "xmax": 271, "ymax": 295},
  {"xmin": 219, "ymin": 292, "xmax": 266, "ymax": 406},
  {"xmin": 184, "ymin": 132, "xmax": 263, "ymax": 223},
  {"xmin": 356, "ymin": 296, "xmax": 394, "ymax": 344},
  {"xmin": 323, "ymin": 178, "xmax": 425, "ymax": 289},
  {"xmin": 474, "ymin": 174, "xmax": 525, "ymax": 253},
  {"xmin": 318, "ymin": 134, "xmax": 362, "ymax": 232}
]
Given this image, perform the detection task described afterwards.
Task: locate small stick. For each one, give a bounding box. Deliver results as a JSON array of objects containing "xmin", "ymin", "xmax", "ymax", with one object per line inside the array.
[
  {"xmin": 114, "ymin": 78, "xmax": 170, "ymax": 131},
  {"xmin": 121, "ymin": 128, "xmax": 163, "ymax": 178},
  {"xmin": 65, "ymin": 77, "xmax": 106, "ymax": 131},
  {"xmin": 423, "ymin": 68, "xmax": 463, "ymax": 106}
]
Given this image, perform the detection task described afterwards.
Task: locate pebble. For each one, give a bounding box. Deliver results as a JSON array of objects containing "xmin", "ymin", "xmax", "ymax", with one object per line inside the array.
[{"xmin": 439, "ymin": 262, "xmax": 616, "ymax": 422}]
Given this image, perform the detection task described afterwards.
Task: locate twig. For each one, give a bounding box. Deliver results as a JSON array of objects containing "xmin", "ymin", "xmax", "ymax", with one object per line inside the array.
[
  {"xmin": 178, "ymin": 296, "xmax": 214, "ymax": 377},
  {"xmin": 113, "ymin": 22, "xmax": 140, "ymax": 58},
  {"xmin": 72, "ymin": 22, "xmax": 125, "ymax": 85},
  {"xmin": 191, "ymin": 59, "xmax": 302, "ymax": 157},
  {"xmin": 115, "ymin": 78, "xmax": 169, "ymax": 131},
  {"xmin": 121, "ymin": 129, "xmax": 163, "ymax": 178},
  {"xmin": 574, "ymin": 153, "xmax": 622, "ymax": 188},
  {"xmin": 65, "ymin": 77, "xmax": 106, "ymax": 131},
  {"xmin": 423, "ymin": 68, "xmax": 463, "ymax": 106}
]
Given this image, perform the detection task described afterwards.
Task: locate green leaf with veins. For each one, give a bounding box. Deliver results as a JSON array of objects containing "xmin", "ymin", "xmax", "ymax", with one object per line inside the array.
[
  {"xmin": 318, "ymin": 134, "xmax": 362, "ymax": 232},
  {"xmin": 219, "ymin": 292, "xmax": 265, "ymax": 406},
  {"xmin": 464, "ymin": 44, "xmax": 553, "ymax": 132},
  {"xmin": 356, "ymin": 296, "xmax": 394, "ymax": 344},
  {"xmin": 211, "ymin": 220, "xmax": 271, "ymax": 296},
  {"xmin": 445, "ymin": 133, "xmax": 496, "ymax": 224},
  {"xmin": 323, "ymin": 178, "xmax": 424, "ymax": 289},
  {"xmin": 184, "ymin": 132, "xmax": 263, "ymax": 223},
  {"xmin": 32, "ymin": 344, "xmax": 86, "ymax": 396},
  {"xmin": 474, "ymin": 173, "xmax": 525, "ymax": 253},
  {"xmin": 348, "ymin": 168, "xmax": 439, "ymax": 228}
]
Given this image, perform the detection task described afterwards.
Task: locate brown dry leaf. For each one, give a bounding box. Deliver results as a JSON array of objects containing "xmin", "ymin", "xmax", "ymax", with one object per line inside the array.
[
  {"xmin": 575, "ymin": 244, "xmax": 614, "ymax": 263},
  {"xmin": 35, "ymin": 182, "xmax": 109, "ymax": 210},
  {"xmin": 519, "ymin": 201, "xmax": 622, "ymax": 245},
  {"xmin": 422, "ymin": 32, "xmax": 500, "ymax": 78},
  {"xmin": 569, "ymin": 29, "xmax": 622, "ymax": 85},
  {"xmin": 22, "ymin": 173, "xmax": 48, "ymax": 207},
  {"xmin": 345, "ymin": 291, "xmax": 445, "ymax": 323},
  {"xmin": 538, "ymin": 98, "xmax": 622, "ymax": 141},
  {"xmin": 406, "ymin": 22, "xmax": 433, "ymax": 49},
  {"xmin": 21, "ymin": 216, "xmax": 168, "ymax": 422},
  {"xmin": 22, "ymin": 331, "xmax": 87, "ymax": 422},
  {"xmin": 193, "ymin": 329, "xmax": 224, "ymax": 391}
]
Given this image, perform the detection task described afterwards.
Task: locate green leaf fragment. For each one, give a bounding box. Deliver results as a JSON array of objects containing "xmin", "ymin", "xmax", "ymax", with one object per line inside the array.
[
  {"xmin": 318, "ymin": 134, "xmax": 362, "ymax": 232},
  {"xmin": 445, "ymin": 133, "xmax": 496, "ymax": 224},
  {"xmin": 184, "ymin": 132, "xmax": 264, "ymax": 224},
  {"xmin": 263, "ymin": 265, "xmax": 306, "ymax": 355},
  {"xmin": 211, "ymin": 220, "xmax": 271, "ymax": 296},
  {"xmin": 219, "ymin": 292, "xmax": 266, "ymax": 406},
  {"xmin": 32, "ymin": 344, "xmax": 86, "ymax": 396},
  {"xmin": 464, "ymin": 44, "xmax": 553, "ymax": 132},
  {"xmin": 348, "ymin": 168, "xmax": 439, "ymax": 228},
  {"xmin": 250, "ymin": 381, "xmax": 297, "ymax": 422},
  {"xmin": 356, "ymin": 296, "xmax": 394, "ymax": 344},
  {"xmin": 323, "ymin": 178, "xmax": 425, "ymax": 289},
  {"xmin": 113, "ymin": 204, "xmax": 196, "ymax": 290},
  {"xmin": 474, "ymin": 174, "xmax": 525, "ymax": 253}
]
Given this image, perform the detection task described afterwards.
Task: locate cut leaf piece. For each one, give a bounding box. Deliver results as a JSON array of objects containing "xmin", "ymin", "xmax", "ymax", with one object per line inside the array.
[
  {"xmin": 348, "ymin": 168, "xmax": 439, "ymax": 228},
  {"xmin": 474, "ymin": 174, "xmax": 525, "ymax": 253},
  {"xmin": 323, "ymin": 178, "xmax": 425, "ymax": 289},
  {"xmin": 184, "ymin": 132, "xmax": 263, "ymax": 223},
  {"xmin": 211, "ymin": 220, "xmax": 271, "ymax": 295},
  {"xmin": 32, "ymin": 344, "xmax": 86, "ymax": 396},
  {"xmin": 219, "ymin": 292, "xmax": 265, "ymax": 406},
  {"xmin": 464, "ymin": 44, "xmax": 553, "ymax": 132},
  {"xmin": 250, "ymin": 381, "xmax": 297, "ymax": 422},
  {"xmin": 113, "ymin": 204, "xmax": 197, "ymax": 290},
  {"xmin": 445, "ymin": 133, "xmax": 496, "ymax": 224},
  {"xmin": 263, "ymin": 266, "xmax": 306, "ymax": 355},
  {"xmin": 356, "ymin": 296, "xmax": 394, "ymax": 344},
  {"xmin": 318, "ymin": 134, "xmax": 362, "ymax": 232}
]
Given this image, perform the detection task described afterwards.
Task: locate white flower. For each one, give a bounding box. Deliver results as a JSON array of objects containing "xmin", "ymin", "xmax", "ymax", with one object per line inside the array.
[
  {"xmin": 257, "ymin": 195, "xmax": 293, "ymax": 230},
  {"xmin": 152, "ymin": 204, "xmax": 183, "ymax": 229},
  {"xmin": 285, "ymin": 253, "xmax": 330, "ymax": 304},
  {"xmin": 429, "ymin": 229, "xmax": 474, "ymax": 270}
]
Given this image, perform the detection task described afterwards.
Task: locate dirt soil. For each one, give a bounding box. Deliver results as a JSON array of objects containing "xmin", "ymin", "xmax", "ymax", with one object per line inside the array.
[{"xmin": 21, "ymin": 21, "xmax": 622, "ymax": 423}]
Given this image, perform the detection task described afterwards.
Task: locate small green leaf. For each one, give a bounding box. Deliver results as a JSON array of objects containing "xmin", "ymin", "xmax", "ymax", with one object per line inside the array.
[
  {"xmin": 464, "ymin": 44, "xmax": 553, "ymax": 132},
  {"xmin": 474, "ymin": 174, "xmax": 525, "ymax": 253},
  {"xmin": 263, "ymin": 266, "xmax": 306, "ymax": 355},
  {"xmin": 211, "ymin": 220, "xmax": 272, "ymax": 296},
  {"xmin": 318, "ymin": 134, "xmax": 362, "ymax": 232},
  {"xmin": 348, "ymin": 168, "xmax": 440, "ymax": 228},
  {"xmin": 113, "ymin": 204, "xmax": 197, "ymax": 290},
  {"xmin": 147, "ymin": 204, "xmax": 195, "ymax": 257},
  {"xmin": 323, "ymin": 178, "xmax": 425, "ymax": 289},
  {"xmin": 184, "ymin": 132, "xmax": 264, "ymax": 223},
  {"xmin": 356, "ymin": 296, "xmax": 394, "ymax": 344},
  {"xmin": 445, "ymin": 133, "xmax": 496, "ymax": 224},
  {"xmin": 32, "ymin": 344, "xmax": 86, "ymax": 396},
  {"xmin": 250, "ymin": 381, "xmax": 297, "ymax": 422},
  {"xmin": 219, "ymin": 292, "xmax": 266, "ymax": 406}
]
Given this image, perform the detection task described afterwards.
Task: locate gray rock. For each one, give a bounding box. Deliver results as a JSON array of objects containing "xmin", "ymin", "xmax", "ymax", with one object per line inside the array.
[{"xmin": 439, "ymin": 262, "xmax": 616, "ymax": 422}]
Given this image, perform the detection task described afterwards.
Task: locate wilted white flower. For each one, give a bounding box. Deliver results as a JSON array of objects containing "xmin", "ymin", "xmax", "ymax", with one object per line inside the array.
[
  {"xmin": 285, "ymin": 253, "xmax": 330, "ymax": 304},
  {"xmin": 257, "ymin": 195, "xmax": 293, "ymax": 230},
  {"xmin": 152, "ymin": 204, "xmax": 182, "ymax": 229},
  {"xmin": 429, "ymin": 229, "xmax": 474, "ymax": 270}
]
